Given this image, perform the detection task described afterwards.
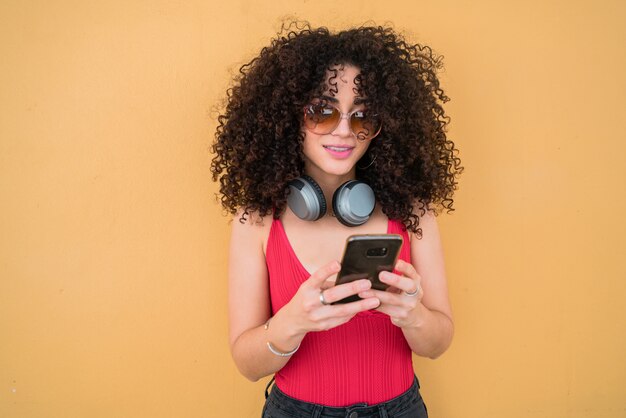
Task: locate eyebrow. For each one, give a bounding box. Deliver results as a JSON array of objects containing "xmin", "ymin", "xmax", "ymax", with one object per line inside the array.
[{"xmin": 320, "ymin": 95, "xmax": 366, "ymax": 105}]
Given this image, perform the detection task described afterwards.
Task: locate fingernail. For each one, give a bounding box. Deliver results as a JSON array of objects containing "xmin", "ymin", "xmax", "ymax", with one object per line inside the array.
[
  {"xmin": 358, "ymin": 280, "xmax": 372, "ymax": 290},
  {"xmin": 368, "ymin": 298, "xmax": 380, "ymax": 308}
]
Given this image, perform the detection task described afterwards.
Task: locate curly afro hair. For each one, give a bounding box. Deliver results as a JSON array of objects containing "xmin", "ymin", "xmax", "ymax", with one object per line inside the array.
[{"xmin": 211, "ymin": 21, "xmax": 463, "ymax": 237}]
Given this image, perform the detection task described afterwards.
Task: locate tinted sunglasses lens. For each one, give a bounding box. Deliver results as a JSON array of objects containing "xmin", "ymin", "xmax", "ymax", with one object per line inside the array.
[
  {"xmin": 350, "ymin": 110, "xmax": 382, "ymax": 140},
  {"xmin": 304, "ymin": 104, "xmax": 339, "ymax": 134}
]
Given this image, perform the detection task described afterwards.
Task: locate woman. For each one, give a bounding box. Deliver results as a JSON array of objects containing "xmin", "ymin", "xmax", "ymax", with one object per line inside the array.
[{"xmin": 212, "ymin": 22, "xmax": 462, "ymax": 418}]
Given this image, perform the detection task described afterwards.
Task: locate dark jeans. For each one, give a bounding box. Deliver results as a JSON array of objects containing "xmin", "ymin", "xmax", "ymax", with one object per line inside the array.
[{"xmin": 262, "ymin": 376, "xmax": 428, "ymax": 418}]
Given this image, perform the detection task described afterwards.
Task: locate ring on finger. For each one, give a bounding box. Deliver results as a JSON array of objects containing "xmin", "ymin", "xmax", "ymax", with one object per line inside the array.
[
  {"xmin": 404, "ymin": 285, "xmax": 420, "ymax": 297},
  {"xmin": 320, "ymin": 290, "xmax": 330, "ymax": 305}
]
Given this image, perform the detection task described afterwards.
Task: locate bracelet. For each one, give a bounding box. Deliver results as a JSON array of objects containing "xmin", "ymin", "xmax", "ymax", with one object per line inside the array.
[
  {"xmin": 264, "ymin": 318, "xmax": 300, "ymax": 357},
  {"xmin": 266, "ymin": 341, "xmax": 301, "ymax": 357}
]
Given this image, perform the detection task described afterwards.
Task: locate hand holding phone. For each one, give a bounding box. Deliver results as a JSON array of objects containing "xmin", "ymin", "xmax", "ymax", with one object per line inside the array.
[{"xmin": 333, "ymin": 234, "xmax": 403, "ymax": 304}]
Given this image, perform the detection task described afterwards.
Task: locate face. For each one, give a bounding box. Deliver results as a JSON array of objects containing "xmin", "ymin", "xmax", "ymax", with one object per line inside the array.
[{"xmin": 302, "ymin": 65, "xmax": 373, "ymax": 182}]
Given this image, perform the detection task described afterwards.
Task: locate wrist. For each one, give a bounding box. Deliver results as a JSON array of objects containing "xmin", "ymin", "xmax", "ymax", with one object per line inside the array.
[
  {"xmin": 268, "ymin": 308, "xmax": 305, "ymax": 351},
  {"xmin": 403, "ymin": 302, "xmax": 428, "ymax": 329}
]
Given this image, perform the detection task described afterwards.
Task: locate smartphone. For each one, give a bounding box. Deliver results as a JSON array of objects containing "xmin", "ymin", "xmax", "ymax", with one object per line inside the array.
[{"xmin": 332, "ymin": 234, "xmax": 403, "ymax": 304}]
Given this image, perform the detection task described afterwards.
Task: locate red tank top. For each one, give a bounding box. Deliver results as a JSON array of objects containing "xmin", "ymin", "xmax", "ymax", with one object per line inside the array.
[{"xmin": 266, "ymin": 218, "xmax": 414, "ymax": 406}]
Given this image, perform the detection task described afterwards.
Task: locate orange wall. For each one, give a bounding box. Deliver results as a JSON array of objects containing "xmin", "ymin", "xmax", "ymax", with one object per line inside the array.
[{"xmin": 1, "ymin": 1, "xmax": 625, "ymax": 417}]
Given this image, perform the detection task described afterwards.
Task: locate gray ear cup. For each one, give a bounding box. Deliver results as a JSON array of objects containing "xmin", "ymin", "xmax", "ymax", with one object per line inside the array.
[
  {"xmin": 287, "ymin": 175, "xmax": 327, "ymax": 221},
  {"xmin": 332, "ymin": 180, "xmax": 375, "ymax": 227}
]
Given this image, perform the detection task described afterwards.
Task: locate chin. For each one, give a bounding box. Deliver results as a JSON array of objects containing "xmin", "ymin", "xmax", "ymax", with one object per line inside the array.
[{"xmin": 310, "ymin": 160, "xmax": 357, "ymax": 178}]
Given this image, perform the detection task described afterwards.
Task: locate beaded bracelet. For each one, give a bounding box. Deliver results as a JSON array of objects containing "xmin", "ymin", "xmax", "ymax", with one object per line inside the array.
[{"xmin": 264, "ymin": 318, "xmax": 300, "ymax": 357}]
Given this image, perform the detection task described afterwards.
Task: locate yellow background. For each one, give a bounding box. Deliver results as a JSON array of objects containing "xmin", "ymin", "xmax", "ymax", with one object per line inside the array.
[{"xmin": 1, "ymin": 1, "xmax": 625, "ymax": 417}]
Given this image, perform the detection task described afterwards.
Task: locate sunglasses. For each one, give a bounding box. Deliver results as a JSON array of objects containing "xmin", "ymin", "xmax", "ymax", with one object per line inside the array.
[{"xmin": 303, "ymin": 102, "xmax": 382, "ymax": 141}]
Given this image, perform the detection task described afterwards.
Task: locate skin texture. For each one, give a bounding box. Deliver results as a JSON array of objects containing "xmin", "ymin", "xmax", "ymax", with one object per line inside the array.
[{"xmin": 225, "ymin": 61, "xmax": 454, "ymax": 382}]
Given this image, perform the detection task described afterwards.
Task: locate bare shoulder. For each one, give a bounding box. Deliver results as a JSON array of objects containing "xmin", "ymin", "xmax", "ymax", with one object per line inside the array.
[
  {"xmin": 409, "ymin": 207, "xmax": 444, "ymax": 267},
  {"xmin": 230, "ymin": 209, "xmax": 274, "ymax": 254},
  {"xmin": 409, "ymin": 204, "xmax": 441, "ymax": 244}
]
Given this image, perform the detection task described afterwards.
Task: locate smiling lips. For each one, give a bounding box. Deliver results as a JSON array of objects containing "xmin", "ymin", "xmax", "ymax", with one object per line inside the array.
[{"xmin": 323, "ymin": 145, "xmax": 354, "ymax": 159}]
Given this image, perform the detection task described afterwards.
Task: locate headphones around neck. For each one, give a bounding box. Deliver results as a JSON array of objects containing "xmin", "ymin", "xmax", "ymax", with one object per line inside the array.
[{"xmin": 287, "ymin": 175, "xmax": 375, "ymax": 227}]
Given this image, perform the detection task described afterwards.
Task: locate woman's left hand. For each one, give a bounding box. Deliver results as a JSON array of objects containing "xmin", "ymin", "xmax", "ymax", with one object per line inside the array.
[{"xmin": 358, "ymin": 259, "xmax": 424, "ymax": 328}]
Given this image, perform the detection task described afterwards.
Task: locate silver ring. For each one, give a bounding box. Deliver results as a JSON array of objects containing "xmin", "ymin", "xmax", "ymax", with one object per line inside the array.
[
  {"xmin": 319, "ymin": 291, "xmax": 330, "ymax": 305},
  {"xmin": 404, "ymin": 285, "xmax": 420, "ymax": 297}
]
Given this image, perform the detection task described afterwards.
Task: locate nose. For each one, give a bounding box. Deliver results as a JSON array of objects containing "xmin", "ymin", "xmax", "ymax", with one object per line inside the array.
[{"xmin": 332, "ymin": 114, "xmax": 352, "ymax": 138}]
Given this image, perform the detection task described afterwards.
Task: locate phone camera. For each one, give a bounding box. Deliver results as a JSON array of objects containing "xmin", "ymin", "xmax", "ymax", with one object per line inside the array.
[{"xmin": 366, "ymin": 247, "xmax": 388, "ymax": 257}]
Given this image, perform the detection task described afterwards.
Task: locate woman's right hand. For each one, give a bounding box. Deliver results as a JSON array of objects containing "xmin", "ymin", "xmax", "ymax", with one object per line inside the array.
[{"xmin": 281, "ymin": 260, "xmax": 381, "ymax": 336}]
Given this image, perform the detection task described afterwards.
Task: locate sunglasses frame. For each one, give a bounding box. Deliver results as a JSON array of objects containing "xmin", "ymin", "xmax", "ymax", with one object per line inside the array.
[{"xmin": 302, "ymin": 102, "xmax": 382, "ymax": 141}]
